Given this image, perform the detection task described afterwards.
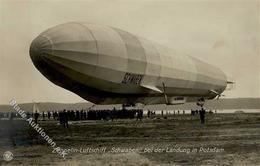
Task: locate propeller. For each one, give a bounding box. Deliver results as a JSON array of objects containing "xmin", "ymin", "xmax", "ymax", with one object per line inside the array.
[{"xmin": 210, "ymin": 90, "xmax": 225, "ymax": 100}]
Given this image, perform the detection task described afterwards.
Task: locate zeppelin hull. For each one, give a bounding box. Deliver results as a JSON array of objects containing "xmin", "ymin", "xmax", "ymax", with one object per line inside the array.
[{"xmin": 30, "ymin": 22, "xmax": 227, "ymax": 104}]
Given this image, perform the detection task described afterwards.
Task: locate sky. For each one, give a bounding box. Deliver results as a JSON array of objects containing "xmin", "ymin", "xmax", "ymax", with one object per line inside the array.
[{"xmin": 0, "ymin": 0, "xmax": 259, "ymax": 104}]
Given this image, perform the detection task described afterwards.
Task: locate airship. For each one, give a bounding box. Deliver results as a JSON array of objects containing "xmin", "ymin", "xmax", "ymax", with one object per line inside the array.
[{"xmin": 30, "ymin": 22, "xmax": 228, "ymax": 106}]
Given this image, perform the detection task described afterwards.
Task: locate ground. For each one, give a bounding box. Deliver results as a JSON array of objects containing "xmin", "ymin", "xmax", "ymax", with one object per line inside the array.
[{"xmin": 1, "ymin": 113, "xmax": 260, "ymax": 165}]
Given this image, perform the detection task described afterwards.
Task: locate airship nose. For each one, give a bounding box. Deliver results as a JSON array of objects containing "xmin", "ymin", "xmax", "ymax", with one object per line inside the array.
[
  {"xmin": 30, "ymin": 22, "xmax": 98, "ymax": 66},
  {"xmin": 30, "ymin": 35, "xmax": 52, "ymax": 63}
]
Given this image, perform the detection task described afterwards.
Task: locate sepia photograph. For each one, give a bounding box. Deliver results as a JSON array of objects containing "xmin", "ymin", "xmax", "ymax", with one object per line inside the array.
[{"xmin": 0, "ymin": 0, "xmax": 259, "ymax": 165}]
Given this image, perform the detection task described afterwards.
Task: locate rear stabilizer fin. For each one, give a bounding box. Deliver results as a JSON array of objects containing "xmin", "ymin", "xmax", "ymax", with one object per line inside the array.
[{"xmin": 141, "ymin": 84, "xmax": 163, "ymax": 93}]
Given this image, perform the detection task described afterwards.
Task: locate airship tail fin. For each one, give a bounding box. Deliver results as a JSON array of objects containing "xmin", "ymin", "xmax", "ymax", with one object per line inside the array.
[
  {"xmin": 226, "ymin": 80, "xmax": 236, "ymax": 91},
  {"xmin": 140, "ymin": 84, "xmax": 163, "ymax": 93}
]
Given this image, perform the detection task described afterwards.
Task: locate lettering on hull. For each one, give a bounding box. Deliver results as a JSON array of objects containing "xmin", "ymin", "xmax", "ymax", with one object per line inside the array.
[{"xmin": 122, "ymin": 73, "xmax": 143, "ymax": 85}]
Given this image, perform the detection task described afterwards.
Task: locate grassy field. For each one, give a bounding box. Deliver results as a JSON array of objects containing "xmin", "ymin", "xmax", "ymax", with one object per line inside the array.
[{"xmin": 1, "ymin": 113, "xmax": 260, "ymax": 165}]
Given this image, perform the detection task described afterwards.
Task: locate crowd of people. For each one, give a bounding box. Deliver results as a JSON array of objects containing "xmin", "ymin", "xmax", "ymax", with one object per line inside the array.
[
  {"xmin": 35, "ymin": 108, "xmax": 144, "ymax": 127},
  {"xmin": 0, "ymin": 108, "xmax": 216, "ymax": 126}
]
